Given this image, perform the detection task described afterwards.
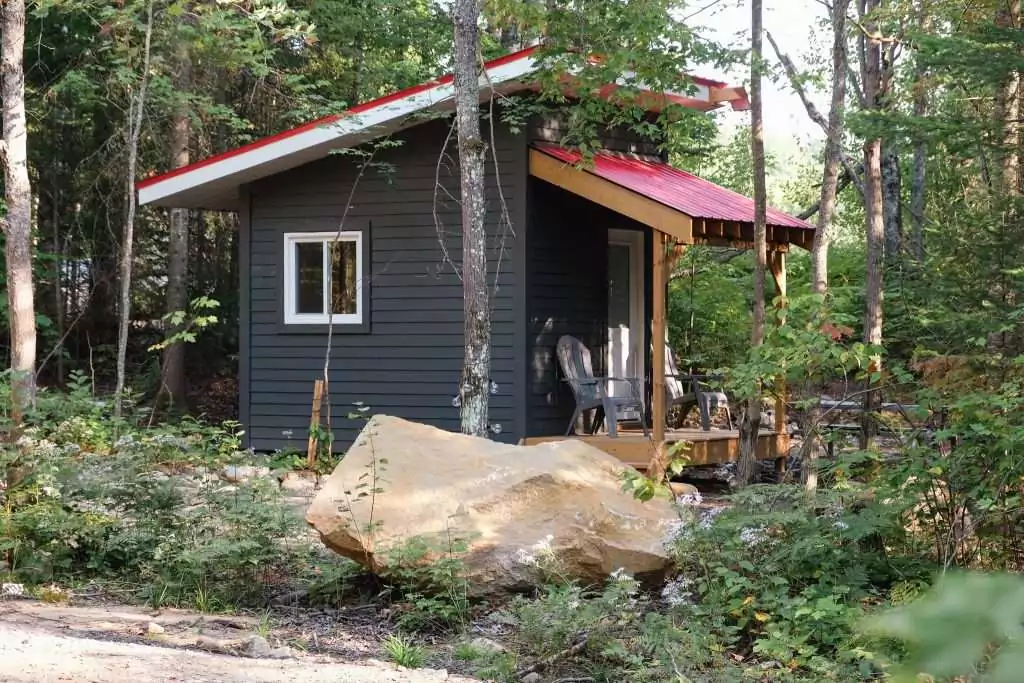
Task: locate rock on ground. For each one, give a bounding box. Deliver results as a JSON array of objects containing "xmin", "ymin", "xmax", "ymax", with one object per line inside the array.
[{"xmin": 307, "ymin": 415, "xmax": 677, "ymax": 596}]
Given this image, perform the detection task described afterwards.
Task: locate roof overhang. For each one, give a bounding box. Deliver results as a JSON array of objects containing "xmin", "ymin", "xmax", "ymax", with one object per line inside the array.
[
  {"xmin": 528, "ymin": 144, "xmax": 814, "ymax": 250},
  {"xmin": 138, "ymin": 47, "xmax": 750, "ymax": 211}
]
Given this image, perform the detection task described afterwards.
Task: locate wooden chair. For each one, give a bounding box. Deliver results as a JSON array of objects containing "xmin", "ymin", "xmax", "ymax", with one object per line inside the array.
[
  {"xmin": 665, "ymin": 346, "xmax": 732, "ymax": 431},
  {"xmin": 556, "ymin": 335, "xmax": 649, "ymax": 438}
]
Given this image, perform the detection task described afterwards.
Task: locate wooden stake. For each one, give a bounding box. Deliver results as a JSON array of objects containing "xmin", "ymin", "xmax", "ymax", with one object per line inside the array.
[{"xmin": 307, "ymin": 379, "xmax": 325, "ymax": 468}]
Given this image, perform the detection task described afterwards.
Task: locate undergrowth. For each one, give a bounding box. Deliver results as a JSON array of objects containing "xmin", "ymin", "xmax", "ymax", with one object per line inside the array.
[{"xmin": 0, "ymin": 373, "xmax": 353, "ymax": 610}]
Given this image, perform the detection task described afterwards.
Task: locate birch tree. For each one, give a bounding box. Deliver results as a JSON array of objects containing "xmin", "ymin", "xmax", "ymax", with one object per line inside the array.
[
  {"xmin": 737, "ymin": 0, "xmax": 767, "ymax": 487},
  {"xmin": 1, "ymin": 0, "xmax": 37, "ymax": 423},
  {"xmin": 453, "ymin": 0, "xmax": 491, "ymax": 437},
  {"xmin": 114, "ymin": 0, "xmax": 155, "ymax": 419}
]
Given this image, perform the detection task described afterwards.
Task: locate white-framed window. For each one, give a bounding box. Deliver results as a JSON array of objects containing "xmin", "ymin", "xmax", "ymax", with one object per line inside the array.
[{"xmin": 283, "ymin": 231, "xmax": 363, "ymax": 325}]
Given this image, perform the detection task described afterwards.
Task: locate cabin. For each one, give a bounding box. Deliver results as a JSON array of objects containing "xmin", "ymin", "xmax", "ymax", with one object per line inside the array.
[{"xmin": 138, "ymin": 47, "xmax": 813, "ymax": 470}]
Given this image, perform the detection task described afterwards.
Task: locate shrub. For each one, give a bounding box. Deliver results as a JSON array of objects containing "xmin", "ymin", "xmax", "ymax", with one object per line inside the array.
[{"xmin": 667, "ymin": 485, "xmax": 914, "ymax": 678}]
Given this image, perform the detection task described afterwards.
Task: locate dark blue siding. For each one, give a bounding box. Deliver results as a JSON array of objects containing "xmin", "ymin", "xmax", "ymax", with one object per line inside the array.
[{"xmin": 244, "ymin": 119, "xmax": 526, "ymax": 451}]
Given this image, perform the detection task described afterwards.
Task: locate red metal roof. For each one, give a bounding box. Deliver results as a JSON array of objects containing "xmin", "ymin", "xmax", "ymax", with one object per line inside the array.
[{"xmin": 534, "ymin": 143, "xmax": 813, "ymax": 231}]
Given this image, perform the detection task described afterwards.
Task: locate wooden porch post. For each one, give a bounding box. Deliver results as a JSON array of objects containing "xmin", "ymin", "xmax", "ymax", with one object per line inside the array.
[
  {"xmin": 769, "ymin": 250, "xmax": 788, "ymax": 438},
  {"xmin": 652, "ymin": 233, "xmax": 668, "ymax": 445}
]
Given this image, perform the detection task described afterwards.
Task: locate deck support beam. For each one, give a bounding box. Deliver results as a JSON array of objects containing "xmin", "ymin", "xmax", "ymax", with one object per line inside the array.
[
  {"xmin": 769, "ymin": 250, "xmax": 788, "ymax": 470},
  {"xmin": 652, "ymin": 233, "xmax": 668, "ymax": 447}
]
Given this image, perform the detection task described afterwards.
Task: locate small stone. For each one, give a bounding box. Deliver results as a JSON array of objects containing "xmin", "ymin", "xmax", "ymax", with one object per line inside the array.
[
  {"xmin": 469, "ymin": 637, "xmax": 505, "ymax": 653},
  {"xmin": 243, "ymin": 634, "xmax": 274, "ymax": 657},
  {"xmin": 668, "ymin": 482, "xmax": 698, "ymax": 498},
  {"xmin": 522, "ymin": 674, "xmax": 542, "ymax": 683},
  {"xmin": 147, "ymin": 622, "xmax": 165, "ymax": 636},
  {"xmin": 219, "ymin": 465, "xmax": 269, "ymax": 483}
]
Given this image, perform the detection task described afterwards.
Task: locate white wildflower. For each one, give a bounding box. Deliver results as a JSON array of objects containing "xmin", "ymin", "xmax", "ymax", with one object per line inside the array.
[
  {"xmin": 114, "ymin": 434, "xmax": 136, "ymax": 449},
  {"xmin": 661, "ymin": 576, "xmax": 695, "ymax": 607},
  {"xmin": 677, "ymin": 491, "xmax": 703, "ymax": 507},
  {"xmin": 1, "ymin": 583, "xmax": 25, "ymax": 598},
  {"xmin": 662, "ymin": 517, "xmax": 691, "ymax": 546},
  {"xmin": 515, "ymin": 548, "xmax": 538, "ymax": 567},
  {"xmin": 610, "ymin": 567, "xmax": 633, "ymax": 582},
  {"xmin": 699, "ymin": 507, "xmax": 724, "ymax": 530},
  {"xmin": 833, "ymin": 520, "xmax": 850, "ymax": 531},
  {"xmin": 740, "ymin": 525, "xmax": 769, "ymax": 548}
]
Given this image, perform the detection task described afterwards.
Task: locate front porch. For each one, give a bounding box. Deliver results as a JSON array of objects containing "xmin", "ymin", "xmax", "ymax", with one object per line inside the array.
[
  {"xmin": 523, "ymin": 145, "xmax": 812, "ymax": 470},
  {"xmin": 523, "ymin": 428, "xmax": 790, "ymax": 470}
]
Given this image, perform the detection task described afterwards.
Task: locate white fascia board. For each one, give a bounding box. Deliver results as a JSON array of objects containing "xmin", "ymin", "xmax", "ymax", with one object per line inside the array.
[{"xmin": 139, "ymin": 55, "xmax": 539, "ymax": 206}]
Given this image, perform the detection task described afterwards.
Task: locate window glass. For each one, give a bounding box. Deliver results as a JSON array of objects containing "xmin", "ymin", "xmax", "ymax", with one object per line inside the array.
[
  {"xmin": 331, "ymin": 239, "xmax": 358, "ymax": 315},
  {"xmin": 295, "ymin": 241, "xmax": 324, "ymax": 314}
]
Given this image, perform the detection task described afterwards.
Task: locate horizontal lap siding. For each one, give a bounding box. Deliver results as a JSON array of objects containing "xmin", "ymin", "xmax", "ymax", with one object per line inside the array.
[
  {"xmin": 525, "ymin": 180, "xmax": 609, "ymax": 437},
  {"xmin": 246, "ymin": 119, "xmax": 524, "ymax": 452}
]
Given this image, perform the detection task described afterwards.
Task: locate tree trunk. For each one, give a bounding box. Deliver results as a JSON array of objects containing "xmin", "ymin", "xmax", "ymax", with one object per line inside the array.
[
  {"xmin": 1, "ymin": 0, "xmax": 37, "ymax": 424},
  {"xmin": 810, "ymin": 0, "xmax": 850, "ymax": 296},
  {"xmin": 114, "ymin": 0, "xmax": 155, "ymax": 419},
  {"xmin": 738, "ymin": 0, "xmax": 767, "ymax": 487},
  {"xmin": 995, "ymin": 1, "xmax": 1021, "ymax": 198},
  {"xmin": 881, "ymin": 143, "xmax": 902, "ymax": 262},
  {"xmin": 860, "ymin": 0, "xmax": 885, "ymax": 448},
  {"xmin": 801, "ymin": 0, "xmax": 850, "ymax": 492},
  {"xmin": 453, "ymin": 0, "xmax": 491, "ymax": 437},
  {"xmin": 162, "ymin": 44, "xmax": 192, "ymax": 412},
  {"xmin": 908, "ymin": 6, "xmax": 929, "ymax": 261}
]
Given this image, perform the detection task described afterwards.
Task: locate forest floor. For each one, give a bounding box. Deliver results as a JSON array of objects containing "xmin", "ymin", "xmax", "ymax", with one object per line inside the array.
[{"xmin": 0, "ymin": 600, "xmax": 474, "ymax": 683}]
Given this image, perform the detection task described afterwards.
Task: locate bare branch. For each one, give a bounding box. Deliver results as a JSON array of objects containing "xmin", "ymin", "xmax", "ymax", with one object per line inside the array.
[{"xmin": 766, "ymin": 31, "xmax": 829, "ymax": 132}]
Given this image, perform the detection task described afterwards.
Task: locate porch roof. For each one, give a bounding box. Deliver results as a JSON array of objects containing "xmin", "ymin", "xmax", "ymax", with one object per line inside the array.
[{"xmin": 530, "ymin": 143, "xmax": 814, "ymax": 250}]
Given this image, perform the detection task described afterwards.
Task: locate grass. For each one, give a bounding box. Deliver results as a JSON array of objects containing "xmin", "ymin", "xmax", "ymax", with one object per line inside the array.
[
  {"xmin": 453, "ymin": 641, "xmax": 483, "ymax": 662},
  {"xmin": 382, "ymin": 633, "xmax": 428, "ymax": 669}
]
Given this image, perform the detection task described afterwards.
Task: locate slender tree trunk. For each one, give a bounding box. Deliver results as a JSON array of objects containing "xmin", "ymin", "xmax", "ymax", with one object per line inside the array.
[
  {"xmin": 453, "ymin": 0, "xmax": 491, "ymax": 437},
  {"xmin": 801, "ymin": 0, "xmax": 850, "ymax": 492},
  {"xmin": 114, "ymin": 0, "xmax": 155, "ymax": 419},
  {"xmin": 810, "ymin": 0, "xmax": 850, "ymax": 295},
  {"xmin": 881, "ymin": 143, "xmax": 902, "ymax": 261},
  {"xmin": 738, "ymin": 0, "xmax": 767, "ymax": 487},
  {"xmin": 860, "ymin": 0, "xmax": 885, "ymax": 448},
  {"xmin": 995, "ymin": 1, "xmax": 1021, "ymax": 197},
  {"xmin": 162, "ymin": 44, "xmax": 192, "ymax": 411},
  {"xmin": 1, "ymin": 0, "xmax": 37, "ymax": 424},
  {"xmin": 908, "ymin": 7, "xmax": 929, "ymax": 261}
]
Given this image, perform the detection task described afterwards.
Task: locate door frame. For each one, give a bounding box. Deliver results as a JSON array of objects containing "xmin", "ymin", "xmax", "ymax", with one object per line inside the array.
[{"xmin": 607, "ymin": 228, "xmax": 645, "ymax": 383}]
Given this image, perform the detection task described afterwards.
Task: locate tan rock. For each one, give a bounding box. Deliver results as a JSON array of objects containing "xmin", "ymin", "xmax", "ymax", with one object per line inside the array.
[{"xmin": 306, "ymin": 416, "xmax": 676, "ymax": 596}]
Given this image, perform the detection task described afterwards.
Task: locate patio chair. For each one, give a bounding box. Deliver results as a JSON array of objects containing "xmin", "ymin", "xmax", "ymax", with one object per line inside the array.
[
  {"xmin": 665, "ymin": 346, "xmax": 732, "ymax": 431},
  {"xmin": 556, "ymin": 335, "xmax": 649, "ymax": 438}
]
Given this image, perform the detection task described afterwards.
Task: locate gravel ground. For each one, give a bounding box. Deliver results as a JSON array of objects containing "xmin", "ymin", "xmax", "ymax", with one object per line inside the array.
[{"xmin": 0, "ymin": 602, "xmax": 473, "ymax": 683}]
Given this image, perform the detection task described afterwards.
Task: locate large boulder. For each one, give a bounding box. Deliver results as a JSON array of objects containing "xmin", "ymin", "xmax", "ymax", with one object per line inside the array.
[{"xmin": 306, "ymin": 415, "xmax": 677, "ymax": 596}]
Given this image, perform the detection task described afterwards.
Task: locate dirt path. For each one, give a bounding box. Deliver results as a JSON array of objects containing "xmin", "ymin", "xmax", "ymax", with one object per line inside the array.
[{"xmin": 0, "ymin": 601, "xmax": 472, "ymax": 683}]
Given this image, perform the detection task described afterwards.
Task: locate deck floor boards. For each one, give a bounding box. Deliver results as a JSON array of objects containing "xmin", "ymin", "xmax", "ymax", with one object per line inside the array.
[{"xmin": 521, "ymin": 429, "xmax": 789, "ymax": 469}]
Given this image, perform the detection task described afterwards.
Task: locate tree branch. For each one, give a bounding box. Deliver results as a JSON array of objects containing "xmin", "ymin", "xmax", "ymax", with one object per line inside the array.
[{"xmin": 767, "ymin": 30, "xmax": 865, "ymax": 202}]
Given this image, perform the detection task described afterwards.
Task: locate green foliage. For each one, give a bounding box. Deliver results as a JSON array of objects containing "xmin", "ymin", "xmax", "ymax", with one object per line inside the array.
[
  {"xmin": 382, "ymin": 633, "xmax": 428, "ymax": 669},
  {"xmin": 378, "ymin": 535, "xmax": 472, "ymax": 632},
  {"xmin": 668, "ymin": 485, "xmax": 915, "ymax": 678},
  {"xmin": 0, "ymin": 381, "xmax": 314, "ymax": 609},
  {"xmin": 868, "ymin": 572, "xmax": 1024, "ymax": 683},
  {"xmin": 148, "ymin": 296, "xmax": 220, "ymax": 352}
]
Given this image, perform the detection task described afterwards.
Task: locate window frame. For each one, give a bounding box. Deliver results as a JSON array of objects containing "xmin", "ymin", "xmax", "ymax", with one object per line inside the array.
[{"xmin": 282, "ymin": 230, "xmax": 364, "ymax": 326}]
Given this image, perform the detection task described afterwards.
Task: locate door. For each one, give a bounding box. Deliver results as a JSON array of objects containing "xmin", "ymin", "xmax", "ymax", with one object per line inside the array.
[{"xmin": 607, "ymin": 229, "xmax": 644, "ymax": 420}]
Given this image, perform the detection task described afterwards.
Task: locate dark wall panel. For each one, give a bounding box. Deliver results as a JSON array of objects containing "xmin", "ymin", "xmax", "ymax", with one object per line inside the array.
[{"xmin": 245, "ymin": 119, "xmax": 526, "ymax": 451}]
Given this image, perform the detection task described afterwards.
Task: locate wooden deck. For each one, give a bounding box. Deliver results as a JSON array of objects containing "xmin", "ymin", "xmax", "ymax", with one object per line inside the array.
[{"xmin": 521, "ymin": 429, "xmax": 789, "ymax": 470}]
